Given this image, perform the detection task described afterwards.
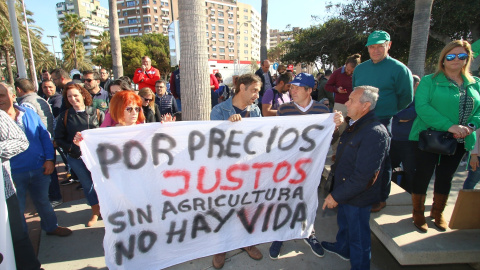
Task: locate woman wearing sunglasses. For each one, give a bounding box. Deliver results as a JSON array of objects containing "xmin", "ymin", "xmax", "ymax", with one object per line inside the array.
[
  {"xmin": 409, "ymin": 40, "xmax": 480, "ymax": 232},
  {"xmin": 55, "ymin": 83, "xmax": 105, "ymax": 227},
  {"xmin": 138, "ymin": 87, "xmax": 161, "ymax": 122}
]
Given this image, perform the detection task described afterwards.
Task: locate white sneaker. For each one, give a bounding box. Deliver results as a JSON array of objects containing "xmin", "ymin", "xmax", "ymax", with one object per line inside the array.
[{"xmin": 50, "ymin": 200, "xmax": 63, "ymax": 208}]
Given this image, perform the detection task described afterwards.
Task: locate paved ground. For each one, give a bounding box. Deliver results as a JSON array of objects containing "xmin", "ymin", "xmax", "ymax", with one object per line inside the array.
[{"xmin": 25, "ymin": 156, "xmax": 479, "ymax": 269}]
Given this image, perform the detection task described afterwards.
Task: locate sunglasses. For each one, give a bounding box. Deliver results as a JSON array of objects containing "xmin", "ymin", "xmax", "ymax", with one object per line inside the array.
[
  {"xmin": 125, "ymin": 107, "xmax": 141, "ymax": 113},
  {"xmin": 83, "ymin": 78, "xmax": 94, "ymax": 82},
  {"xmin": 445, "ymin": 53, "xmax": 468, "ymax": 61},
  {"xmin": 142, "ymin": 97, "xmax": 153, "ymax": 102}
]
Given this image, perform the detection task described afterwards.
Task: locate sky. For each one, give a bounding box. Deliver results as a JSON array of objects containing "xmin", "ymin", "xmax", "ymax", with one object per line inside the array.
[{"xmin": 22, "ymin": 0, "xmax": 339, "ymax": 56}]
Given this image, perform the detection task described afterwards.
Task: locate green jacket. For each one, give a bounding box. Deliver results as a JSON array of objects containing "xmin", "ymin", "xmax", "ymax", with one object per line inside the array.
[{"xmin": 409, "ymin": 73, "xmax": 480, "ymax": 150}]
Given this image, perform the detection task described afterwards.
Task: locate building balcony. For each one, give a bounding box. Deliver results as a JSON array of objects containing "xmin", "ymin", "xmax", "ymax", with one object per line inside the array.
[
  {"xmin": 66, "ymin": 4, "xmax": 74, "ymax": 10},
  {"xmin": 57, "ymin": 13, "xmax": 65, "ymax": 19}
]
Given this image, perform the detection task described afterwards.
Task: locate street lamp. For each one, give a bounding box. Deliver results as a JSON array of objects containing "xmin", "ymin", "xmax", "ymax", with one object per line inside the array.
[{"xmin": 47, "ymin": 35, "xmax": 58, "ymax": 67}]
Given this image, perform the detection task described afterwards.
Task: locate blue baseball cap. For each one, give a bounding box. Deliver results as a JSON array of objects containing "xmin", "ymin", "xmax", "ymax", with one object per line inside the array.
[{"xmin": 289, "ymin": 73, "xmax": 315, "ymax": 88}]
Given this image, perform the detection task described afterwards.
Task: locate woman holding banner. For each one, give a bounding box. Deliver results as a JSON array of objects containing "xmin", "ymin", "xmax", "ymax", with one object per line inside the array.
[{"xmin": 55, "ymin": 83, "xmax": 105, "ymax": 227}]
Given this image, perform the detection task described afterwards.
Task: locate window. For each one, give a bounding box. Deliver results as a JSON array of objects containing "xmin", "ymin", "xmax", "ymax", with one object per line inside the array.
[
  {"xmin": 244, "ymin": 8, "xmax": 248, "ymax": 12},
  {"xmin": 229, "ymin": 56, "xmax": 234, "ymax": 60},
  {"xmin": 218, "ymin": 19, "xmax": 224, "ymax": 24},
  {"xmin": 206, "ymin": 32, "xmax": 209, "ymax": 37},
  {"xmin": 218, "ymin": 4, "xmax": 223, "ymax": 9},
  {"xmin": 212, "ymin": 33, "xmax": 216, "ymax": 38},
  {"xmin": 219, "ymin": 34, "xmax": 224, "ymax": 39},
  {"xmin": 244, "ymin": 44, "xmax": 248, "ymax": 47},
  {"xmin": 220, "ymin": 48, "xmax": 225, "ymax": 53},
  {"xmin": 244, "ymin": 50, "xmax": 248, "ymax": 54},
  {"xmin": 228, "ymin": 20, "xmax": 234, "ymax": 25},
  {"xmin": 244, "ymin": 37, "xmax": 248, "ymax": 40},
  {"xmin": 219, "ymin": 26, "xmax": 224, "ymax": 31},
  {"xmin": 220, "ymin": 41, "xmax": 225, "ymax": 46},
  {"xmin": 129, "ymin": 28, "xmax": 139, "ymax": 33},
  {"xmin": 128, "ymin": 18, "xmax": 138, "ymax": 24},
  {"xmin": 228, "ymin": 35, "xmax": 234, "ymax": 40},
  {"xmin": 244, "ymin": 16, "xmax": 248, "ymax": 19},
  {"xmin": 220, "ymin": 55, "xmax": 225, "ymax": 60},
  {"xmin": 212, "ymin": 25, "xmax": 216, "ymax": 30},
  {"xmin": 142, "ymin": 0, "xmax": 149, "ymax": 4},
  {"xmin": 212, "ymin": 48, "xmax": 216, "ymax": 52},
  {"xmin": 155, "ymin": 17, "xmax": 158, "ymax": 22},
  {"xmin": 126, "ymin": 1, "xmax": 135, "ymax": 7},
  {"xmin": 123, "ymin": 11, "xmax": 128, "ymax": 16},
  {"xmin": 206, "ymin": 24, "xmax": 209, "ymax": 29},
  {"xmin": 229, "ymin": 48, "xmax": 234, "ymax": 52},
  {"xmin": 218, "ymin": 11, "xmax": 224, "ymax": 17},
  {"xmin": 144, "ymin": 17, "xmax": 151, "ymax": 23}
]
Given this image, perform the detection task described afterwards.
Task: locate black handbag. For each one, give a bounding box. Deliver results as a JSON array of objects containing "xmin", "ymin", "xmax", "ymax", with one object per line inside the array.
[{"xmin": 418, "ymin": 129, "xmax": 457, "ymax": 155}]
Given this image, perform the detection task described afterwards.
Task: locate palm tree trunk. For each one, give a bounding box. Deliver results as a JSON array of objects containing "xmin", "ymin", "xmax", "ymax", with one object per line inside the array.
[
  {"xmin": 178, "ymin": 0, "xmax": 209, "ymax": 121},
  {"xmin": 408, "ymin": 0, "xmax": 434, "ymax": 77},
  {"xmin": 109, "ymin": 0, "xmax": 123, "ymax": 78},
  {"xmin": 73, "ymin": 34, "xmax": 78, "ymax": 69},
  {"xmin": 260, "ymin": 0, "xmax": 268, "ymax": 62},
  {"xmin": 4, "ymin": 48, "xmax": 14, "ymax": 84}
]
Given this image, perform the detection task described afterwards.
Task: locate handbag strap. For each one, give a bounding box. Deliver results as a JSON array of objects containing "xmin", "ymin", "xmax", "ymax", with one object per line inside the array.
[{"xmin": 331, "ymin": 118, "xmax": 376, "ymax": 173}]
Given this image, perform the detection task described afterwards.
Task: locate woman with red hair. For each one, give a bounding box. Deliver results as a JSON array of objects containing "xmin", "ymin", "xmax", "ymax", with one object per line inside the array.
[{"xmin": 108, "ymin": 90, "xmax": 145, "ymax": 126}]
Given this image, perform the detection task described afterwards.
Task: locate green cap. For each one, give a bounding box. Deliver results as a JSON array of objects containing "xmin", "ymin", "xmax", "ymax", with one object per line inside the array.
[{"xmin": 366, "ymin": 30, "xmax": 390, "ymax": 47}]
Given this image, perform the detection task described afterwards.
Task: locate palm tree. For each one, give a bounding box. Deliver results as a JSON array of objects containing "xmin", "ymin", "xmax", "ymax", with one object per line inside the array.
[
  {"xmin": 178, "ymin": 0, "xmax": 210, "ymax": 121},
  {"xmin": 94, "ymin": 31, "xmax": 110, "ymax": 57},
  {"xmin": 62, "ymin": 37, "xmax": 92, "ymax": 71},
  {"xmin": 260, "ymin": 0, "xmax": 268, "ymax": 62},
  {"xmin": 59, "ymin": 12, "xmax": 85, "ymax": 69},
  {"xmin": 109, "ymin": 0, "xmax": 123, "ymax": 78},
  {"xmin": 1, "ymin": 0, "xmax": 49, "ymax": 83},
  {"xmin": 407, "ymin": 0, "xmax": 434, "ymax": 77}
]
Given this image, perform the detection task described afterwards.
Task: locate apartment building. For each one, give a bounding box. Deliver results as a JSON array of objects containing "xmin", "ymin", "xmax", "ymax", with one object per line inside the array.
[
  {"xmin": 116, "ymin": 0, "xmax": 178, "ymax": 37},
  {"xmin": 56, "ymin": 0, "xmax": 109, "ymax": 56}
]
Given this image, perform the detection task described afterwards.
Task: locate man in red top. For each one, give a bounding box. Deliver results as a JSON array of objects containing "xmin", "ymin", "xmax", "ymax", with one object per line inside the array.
[{"xmin": 133, "ymin": 56, "xmax": 161, "ymax": 92}]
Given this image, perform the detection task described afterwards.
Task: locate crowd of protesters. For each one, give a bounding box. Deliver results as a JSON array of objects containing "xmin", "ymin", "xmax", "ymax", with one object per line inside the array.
[{"xmin": 1, "ymin": 31, "xmax": 479, "ymax": 270}]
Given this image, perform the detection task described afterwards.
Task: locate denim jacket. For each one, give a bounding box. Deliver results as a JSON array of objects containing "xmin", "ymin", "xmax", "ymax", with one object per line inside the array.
[{"xmin": 210, "ymin": 97, "xmax": 262, "ymax": 120}]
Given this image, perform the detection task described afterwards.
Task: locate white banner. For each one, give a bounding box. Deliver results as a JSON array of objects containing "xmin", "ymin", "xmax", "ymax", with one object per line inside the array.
[
  {"xmin": 0, "ymin": 165, "xmax": 16, "ymax": 270},
  {"xmin": 80, "ymin": 114, "xmax": 334, "ymax": 269}
]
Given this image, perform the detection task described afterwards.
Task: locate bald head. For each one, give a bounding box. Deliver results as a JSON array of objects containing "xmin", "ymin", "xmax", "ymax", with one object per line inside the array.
[{"xmin": 261, "ymin": 60, "xmax": 270, "ymax": 73}]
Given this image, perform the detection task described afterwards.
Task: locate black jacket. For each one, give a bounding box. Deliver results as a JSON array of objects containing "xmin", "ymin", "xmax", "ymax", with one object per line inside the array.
[
  {"xmin": 143, "ymin": 104, "xmax": 162, "ymax": 123},
  {"xmin": 331, "ymin": 110, "xmax": 389, "ymax": 207},
  {"xmin": 54, "ymin": 106, "xmax": 104, "ymax": 158},
  {"xmin": 255, "ymin": 68, "xmax": 273, "ymax": 97}
]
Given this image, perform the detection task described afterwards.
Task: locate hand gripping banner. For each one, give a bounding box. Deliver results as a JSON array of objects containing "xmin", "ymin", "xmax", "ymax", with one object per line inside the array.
[{"xmin": 80, "ymin": 114, "xmax": 335, "ymax": 269}]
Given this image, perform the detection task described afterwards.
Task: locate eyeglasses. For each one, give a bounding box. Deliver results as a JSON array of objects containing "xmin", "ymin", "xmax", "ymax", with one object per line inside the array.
[
  {"xmin": 445, "ymin": 53, "xmax": 468, "ymax": 61},
  {"xmin": 142, "ymin": 97, "xmax": 153, "ymax": 102},
  {"xmin": 125, "ymin": 107, "xmax": 141, "ymax": 113},
  {"xmin": 83, "ymin": 79, "xmax": 94, "ymax": 83}
]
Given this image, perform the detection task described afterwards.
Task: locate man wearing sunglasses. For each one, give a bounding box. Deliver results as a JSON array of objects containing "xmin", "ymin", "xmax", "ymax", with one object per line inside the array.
[
  {"xmin": 154, "ymin": 80, "xmax": 178, "ymax": 117},
  {"xmin": 352, "ymin": 30, "xmax": 414, "ymax": 213},
  {"xmin": 83, "ymin": 70, "xmax": 109, "ymax": 112}
]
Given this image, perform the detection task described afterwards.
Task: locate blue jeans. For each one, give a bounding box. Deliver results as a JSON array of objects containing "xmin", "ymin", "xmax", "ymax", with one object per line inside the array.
[
  {"xmin": 464, "ymin": 164, "xmax": 480, "ymax": 189},
  {"xmin": 336, "ymin": 204, "xmax": 372, "ymax": 270},
  {"xmin": 379, "ymin": 118, "xmax": 392, "ymax": 202},
  {"xmin": 12, "ymin": 167, "xmax": 59, "ymax": 233},
  {"xmin": 67, "ymin": 155, "xmax": 99, "ymax": 206}
]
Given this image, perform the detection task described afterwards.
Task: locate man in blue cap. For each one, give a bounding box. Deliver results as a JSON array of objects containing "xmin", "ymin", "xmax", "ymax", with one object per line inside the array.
[
  {"xmin": 352, "ymin": 30, "xmax": 414, "ymax": 212},
  {"xmin": 269, "ymin": 73, "xmax": 344, "ymax": 260}
]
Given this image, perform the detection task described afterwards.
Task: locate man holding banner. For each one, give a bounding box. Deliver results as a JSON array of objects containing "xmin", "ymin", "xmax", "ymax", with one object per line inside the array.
[
  {"xmin": 78, "ymin": 72, "xmax": 336, "ymax": 269},
  {"xmin": 322, "ymin": 86, "xmax": 389, "ymax": 270},
  {"xmin": 210, "ymin": 73, "xmax": 264, "ymax": 268},
  {"xmin": 269, "ymin": 73, "xmax": 344, "ymax": 259}
]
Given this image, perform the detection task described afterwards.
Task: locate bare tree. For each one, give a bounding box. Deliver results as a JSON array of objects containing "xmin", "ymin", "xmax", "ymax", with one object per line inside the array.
[
  {"xmin": 178, "ymin": 0, "xmax": 210, "ymax": 121},
  {"xmin": 407, "ymin": 0, "xmax": 434, "ymax": 77},
  {"xmin": 109, "ymin": 0, "xmax": 123, "ymax": 78}
]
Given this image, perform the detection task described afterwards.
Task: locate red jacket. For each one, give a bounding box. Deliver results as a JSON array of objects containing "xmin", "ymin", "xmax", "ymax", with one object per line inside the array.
[
  {"xmin": 133, "ymin": 67, "xmax": 161, "ymax": 93},
  {"xmin": 325, "ymin": 66, "xmax": 353, "ymax": 104}
]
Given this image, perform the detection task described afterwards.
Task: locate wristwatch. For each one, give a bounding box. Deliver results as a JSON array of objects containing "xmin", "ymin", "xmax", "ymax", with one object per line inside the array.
[{"xmin": 468, "ymin": 123, "xmax": 476, "ymax": 130}]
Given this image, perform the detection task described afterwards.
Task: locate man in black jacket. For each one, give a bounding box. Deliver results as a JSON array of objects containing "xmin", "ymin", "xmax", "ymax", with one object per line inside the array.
[
  {"xmin": 254, "ymin": 60, "xmax": 273, "ymax": 112},
  {"xmin": 322, "ymin": 86, "xmax": 389, "ymax": 270}
]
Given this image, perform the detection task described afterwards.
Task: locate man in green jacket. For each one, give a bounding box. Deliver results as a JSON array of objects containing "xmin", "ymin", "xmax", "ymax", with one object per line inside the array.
[{"xmin": 352, "ymin": 30, "xmax": 414, "ymax": 212}]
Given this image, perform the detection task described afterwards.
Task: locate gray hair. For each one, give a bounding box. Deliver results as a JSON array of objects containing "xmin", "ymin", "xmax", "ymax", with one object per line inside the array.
[
  {"xmin": 355, "ymin": 85, "xmax": 379, "ymax": 110},
  {"xmin": 0, "ymin": 82, "xmax": 15, "ymax": 96}
]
